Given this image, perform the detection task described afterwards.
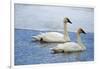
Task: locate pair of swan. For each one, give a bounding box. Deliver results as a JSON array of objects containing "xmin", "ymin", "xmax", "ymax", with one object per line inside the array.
[
  {"xmin": 32, "ymin": 17, "xmax": 86, "ymax": 53},
  {"xmin": 32, "ymin": 17, "xmax": 72, "ymax": 42}
]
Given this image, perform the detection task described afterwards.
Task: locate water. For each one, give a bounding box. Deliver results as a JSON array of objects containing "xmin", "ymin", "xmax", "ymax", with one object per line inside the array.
[{"xmin": 14, "ymin": 29, "xmax": 94, "ymax": 65}]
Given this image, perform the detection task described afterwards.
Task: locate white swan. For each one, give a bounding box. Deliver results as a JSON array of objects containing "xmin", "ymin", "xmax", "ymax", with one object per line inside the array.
[
  {"xmin": 32, "ymin": 17, "xmax": 72, "ymax": 42},
  {"xmin": 51, "ymin": 28, "xmax": 86, "ymax": 53}
]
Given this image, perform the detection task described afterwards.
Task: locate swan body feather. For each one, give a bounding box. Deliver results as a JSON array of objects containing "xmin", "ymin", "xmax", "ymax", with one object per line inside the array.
[
  {"xmin": 51, "ymin": 28, "xmax": 86, "ymax": 53},
  {"xmin": 32, "ymin": 32, "xmax": 70, "ymax": 42},
  {"xmin": 51, "ymin": 42, "xmax": 86, "ymax": 53}
]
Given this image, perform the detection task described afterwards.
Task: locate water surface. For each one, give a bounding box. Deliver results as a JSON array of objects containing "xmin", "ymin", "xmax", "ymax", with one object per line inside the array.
[{"xmin": 15, "ymin": 29, "xmax": 94, "ymax": 65}]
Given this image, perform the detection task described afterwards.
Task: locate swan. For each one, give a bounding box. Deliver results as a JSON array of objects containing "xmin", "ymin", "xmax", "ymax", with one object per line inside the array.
[
  {"xmin": 51, "ymin": 28, "xmax": 86, "ymax": 53},
  {"xmin": 32, "ymin": 17, "xmax": 72, "ymax": 42}
]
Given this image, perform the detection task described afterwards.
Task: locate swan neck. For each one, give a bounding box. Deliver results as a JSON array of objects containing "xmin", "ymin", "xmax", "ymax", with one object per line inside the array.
[
  {"xmin": 64, "ymin": 23, "xmax": 67, "ymax": 40},
  {"xmin": 77, "ymin": 32, "xmax": 84, "ymax": 46}
]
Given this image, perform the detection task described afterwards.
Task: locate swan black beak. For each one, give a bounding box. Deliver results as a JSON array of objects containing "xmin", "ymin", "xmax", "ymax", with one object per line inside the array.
[
  {"xmin": 67, "ymin": 18, "xmax": 72, "ymax": 24},
  {"xmin": 81, "ymin": 29, "xmax": 86, "ymax": 34}
]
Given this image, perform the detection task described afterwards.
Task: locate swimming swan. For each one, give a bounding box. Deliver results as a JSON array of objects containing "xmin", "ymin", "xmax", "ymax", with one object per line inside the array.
[
  {"xmin": 32, "ymin": 17, "xmax": 72, "ymax": 42},
  {"xmin": 51, "ymin": 28, "xmax": 86, "ymax": 53}
]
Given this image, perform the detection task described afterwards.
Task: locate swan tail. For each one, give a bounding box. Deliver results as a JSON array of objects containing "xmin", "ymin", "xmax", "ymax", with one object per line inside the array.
[
  {"xmin": 50, "ymin": 47, "xmax": 64, "ymax": 53},
  {"xmin": 32, "ymin": 36, "xmax": 40, "ymax": 41},
  {"xmin": 32, "ymin": 32, "xmax": 45, "ymax": 41},
  {"xmin": 50, "ymin": 48, "xmax": 57, "ymax": 54}
]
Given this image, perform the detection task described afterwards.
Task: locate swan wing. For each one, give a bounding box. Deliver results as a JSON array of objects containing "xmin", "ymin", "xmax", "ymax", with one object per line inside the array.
[
  {"xmin": 47, "ymin": 32, "xmax": 63, "ymax": 38},
  {"xmin": 55, "ymin": 42, "xmax": 82, "ymax": 52},
  {"xmin": 32, "ymin": 32, "xmax": 65, "ymax": 42},
  {"xmin": 42, "ymin": 32, "xmax": 64, "ymax": 42},
  {"xmin": 45, "ymin": 32, "xmax": 63, "ymax": 37},
  {"xmin": 63, "ymin": 42, "xmax": 82, "ymax": 52}
]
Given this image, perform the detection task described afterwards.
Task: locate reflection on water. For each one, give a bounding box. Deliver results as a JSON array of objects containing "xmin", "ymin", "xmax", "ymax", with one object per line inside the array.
[{"xmin": 15, "ymin": 29, "xmax": 94, "ymax": 65}]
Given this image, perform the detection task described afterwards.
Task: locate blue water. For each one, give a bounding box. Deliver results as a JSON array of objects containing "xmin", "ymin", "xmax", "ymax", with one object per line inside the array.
[{"xmin": 15, "ymin": 29, "xmax": 94, "ymax": 65}]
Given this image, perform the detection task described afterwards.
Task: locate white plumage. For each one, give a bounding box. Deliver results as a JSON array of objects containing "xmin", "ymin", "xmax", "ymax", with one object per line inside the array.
[{"xmin": 32, "ymin": 32, "xmax": 70, "ymax": 42}]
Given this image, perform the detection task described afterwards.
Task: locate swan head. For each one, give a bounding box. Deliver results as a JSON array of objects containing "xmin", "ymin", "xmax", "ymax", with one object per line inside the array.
[
  {"xmin": 63, "ymin": 17, "xmax": 72, "ymax": 24},
  {"xmin": 78, "ymin": 28, "xmax": 86, "ymax": 34}
]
